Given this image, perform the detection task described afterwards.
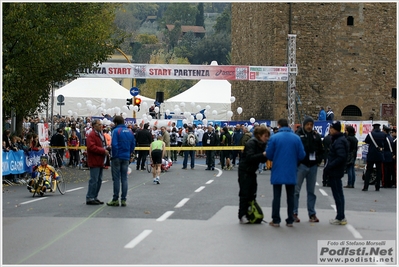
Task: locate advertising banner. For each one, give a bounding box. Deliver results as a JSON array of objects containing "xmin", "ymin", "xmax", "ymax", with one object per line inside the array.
[
  {"xmin": 249, "ymin": 66, "xmax": 289, "ymax": 81},
  {"xmin": 2, "ymin": 149, "xmax": 44, "ymax": 176}
]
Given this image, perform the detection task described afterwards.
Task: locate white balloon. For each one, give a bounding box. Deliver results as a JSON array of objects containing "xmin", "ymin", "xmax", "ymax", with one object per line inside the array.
[
  {"xmin": 77, "ymin": 103, "xmax": 82, "ymax": 108},
  {"xmin": 73, "ymin": 112, "xmax": 78, "ymax": 117},
  {"xmin": 101, "ymin": 103, "xmax": 106, "ymax": 108},
  {"xmin": 182, "ymin": 119, "xmax": 187, "ymax": 124},
  {"xmin": 196, "ymin": 105, "xmax": 201, "ymax": 111},
  {"xmin": 202, "ymin": 119, "xmax": 208, "ymax": 125},
  {"xmin": 154, "ymin": 107, "xmax": 159, "ymax": 113},
  {"xmin": 190, "ymin": 102, "xmax": 195, "ymax": 107},
  {"xmin": 106, "ymin": 98, "xmax": 112, "ymax": 103},
  {"xmin": 142, "ymin": 114, "xmax": 147, "ymax": 118},
  {"xmin": 130, "ymin": 105, "xmax": 135, "ymax": 111},
  {"xmin": 165, "ymin": 109, "xmax": 171, "ymax": 115},
  {"xmin": 196, "ymin": 113, "xmax": 203, "ymax": 121},
  {"xmin": 227, "ymin": 111, "xmax": 233, "ymax": 118},
  {"xmin": 205, "ymin": 105, "xmax": 211, "ymax": 110},
  {"xmin": 212, "ymin": 110, "xmax": 218, "ymax": 116},
  {"xmin": 174, "ymin": 105, "xmax": 179, "ymax": 109},
  {"xmin": 174, "ymin": 108, "xmax": 180, "ymax": 114},
  {"xmin": 101, "ymin": 98, "xmax": 106, "ymax": 103},
  {"xmin": 230, "ymin": 96, "xmax": 236, "ymax": 103},
  {"xmin": 91, "ymin": 105, "xmax": 97, "ymax": 110},
  {"xmin": 67, "ymin": 110, "xmax": 72, "ymax": 115},
  {"xmin": 248, "ymin": 125, "xmax": 253, "ymax": 131},
  {"xmin": 190, "ymin": 115, "xmax": 195, "ymax": 122},
  {"xmin": 237, "ymin": 107, "xmax": 243, "ymax": 114},
  {"xmin": 180, "ymin": 102, "xmax": 186, "ymax": 108},
  {"xmin": 250, "ymin": 118, "xmax": 255, "ymax": 124},
  {"xmin": 147, "ymin": 115, "xmax": 152, "ymax": 121},
  {"xmin": 142, "ymin": 102, "xmax": 148, "ymax": 109},
  {"xmin": 86, "ymin": 100, "xmax": 92, "ymax": 105},
  {"xmin": 114, "ymin": 107, "xmax": 120, "ymax": 114},
  {"xmin": 122, "ymin": 105, "xmax": 129, "ymax": 112},
  {"xmin": 127, "ymin": 167, "xmax": 132, "ymax": 175},
  {"xmin": 122, "ymin": 112, "xmax": 127, "ymax": 119},
  {"xmin": 184, "ymin": 111, "xmax": 191, "ymax": 118}
]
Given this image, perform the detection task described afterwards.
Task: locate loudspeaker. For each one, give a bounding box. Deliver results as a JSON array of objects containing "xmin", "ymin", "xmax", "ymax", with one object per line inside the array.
[
  {"xmin": 392, "ymin": 88, "xmax": 397, "ymax": 99},
  {"xmin": 156, "ymin": 91, "xmax": 164, "ymax": 103}
]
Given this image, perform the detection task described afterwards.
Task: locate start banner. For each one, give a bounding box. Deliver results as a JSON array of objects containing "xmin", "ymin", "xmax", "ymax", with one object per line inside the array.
[{"xmin": 78, "ymin": 63, "xmax": 287, "ymax": 82}]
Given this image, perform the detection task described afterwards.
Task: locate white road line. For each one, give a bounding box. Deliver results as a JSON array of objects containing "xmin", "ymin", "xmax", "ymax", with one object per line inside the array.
[
  {"xmin": 215, "ymin": 168, "xmax": 222, "ymax": 177},
  {"xmin": 156, "ymin": 211, "xmax": 174, "ymax": 222},
  {"xmin": 319, "ymin": 188, "xmax": 328, "ymax": 196},
  {"xmin": 20, "ymin": 197, "xmax": 48, "ymax": 205},
  {"xmin": 345, "ymin": 224, "xmax": 363, "ymax": 239},
  {"xmin": 195, "ymin": 186, "xmax": 205, "ymax": 192},
  {"xmin": 124, "ymin": 230, "xmax": 153, "ymax": 249},
  {"xmin": 331, "ymin": 204, "xmax": 336, "ymax": 212},
  {"xmin": 175, "ymin": 198, "xmax": 190, "ymax": 208},
  {"xmin": 206, "ymin": 180, "xmax": 214, "ymax": 184},
  {"xmin": 66, "ymin": 187, "xmax": 84, "ymax": 192},
  {"xmin": 315, "ymin": 182, "xmax": 319, "ymax": 186}
]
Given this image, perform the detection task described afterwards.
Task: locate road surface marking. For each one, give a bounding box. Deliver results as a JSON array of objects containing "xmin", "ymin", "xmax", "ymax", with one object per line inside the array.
[
  {"xmin": 156, "ymin": 211, "xmax": 174, "ymax": 221},
  {"xmin": 215, "ymin": 168, "xmax": 222, "ymax": 177},
  {"xmin": 206, "ymin": 180, "xmax": 214, "ymax": 184},
  {"xmin": 319, "ymin": 188, "xmax": 328, "ymax": 196},
  {"xmin": 66, "ymin": 187, "xmax": 84, "ymax": 192},
  {"xmin": 346, "ymin": 224, "xmax": 363, "ymax": 239},
  {"xmin": 331, "ymin": 204, "xmax": 336, "ymax": 212},
  {"xmin": 20, "ymin": 197, "xmax": 48, "ymax": 205},
  {"xmin": 175, "ymin": 198, "xmax": 190, "ymax": 208},
  {"xmin": 195, "ymin": 186, "xmax": 205, "ymax": 192},
  {"xmin": 124, "ymin": 230, "xmax": 153, "ymax": 249},
  {"xmin": 315, "ymin": 182, "xmax": 319, "ymax": 186}
]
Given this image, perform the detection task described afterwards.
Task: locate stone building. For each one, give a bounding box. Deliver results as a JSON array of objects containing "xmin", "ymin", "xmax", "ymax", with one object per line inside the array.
[{"xmin": 231, "ymin": 3, "xmax": 396, "ymax": 125}]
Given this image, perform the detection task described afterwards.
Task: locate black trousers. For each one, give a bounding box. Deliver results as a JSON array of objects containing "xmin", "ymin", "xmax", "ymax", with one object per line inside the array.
[
  {"xmin": 363, "ymin": 161, "xmax": 382, "ymax": 190},
  {"xmin": 382, "ymin": 161, "xmax": 395, "ymax": 187},
  {"xmin": 136, "ymin": 150, "xmax": 149, "ymax": 169},
  {"xmin": 238, "ymin": 169, "xmax": 257, "ymax": 219}
]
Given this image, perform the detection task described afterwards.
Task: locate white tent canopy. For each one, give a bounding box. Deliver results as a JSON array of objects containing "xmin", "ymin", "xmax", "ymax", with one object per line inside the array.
[
  {"xmin": 53, "ymin": 78, "xmax": 155, "ymax": 118},
  {"xmin": 163, "ymin": 79, "xmax": 232, "ymax": 121}
]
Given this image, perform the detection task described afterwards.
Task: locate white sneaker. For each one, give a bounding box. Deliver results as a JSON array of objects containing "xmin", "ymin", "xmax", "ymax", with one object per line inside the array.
[
  {"xmin": 239, "ymin": 216, "xmax": 249, "ymax": 224},
  {"xmin": 329, "ymin": 218, "xmax": 347, "ymax": 225},
  {"xmin": 153, "ymin": 177, "xmax": 160, "ymax": 185}
]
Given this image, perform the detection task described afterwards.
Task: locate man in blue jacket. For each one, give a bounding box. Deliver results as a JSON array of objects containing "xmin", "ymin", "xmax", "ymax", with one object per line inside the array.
[
  {"xmin": 107, "ymin": 116, "xmax": 136, "ymax": 207},
  {"xmin": 323, "ymin": 121, "xmax": 349, "ymax": 225},
  {"xmin": 266, "ymin": 118, "xmax": 306, "ymax": 227}
]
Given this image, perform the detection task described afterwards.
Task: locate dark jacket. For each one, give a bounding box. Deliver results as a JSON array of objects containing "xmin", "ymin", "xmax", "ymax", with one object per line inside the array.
[
  {"xmin": 135, "ymin": 128, "xmax": 153, "ymax": 147},
  {"xmin": 239, "ymin": 137, "xmax": 267, "ymax": 174},
  {"xmin": 240, "ymin": 132, "xmax": 252, "ymax": 146},
  {"xmin": 346, "ymin": 135, "xmax": 358, "ymax": 165},
  {"xmin": 232, "ymin": 129, "xmax": 243, "ymax": 145},
  {"xmin": 364, "ymin": 129, "xmax": 385, "ymax": 162},
  {"xmin": 383, "ymin": 134, "xmax": 394, "ymax": 163},
  {"xmin": 111, "ymin": 124, "xmax": 136, "ymax": 161},
  {"xmin": 323, "ymin": 132, "xmax": 349, "ymax": 179},
  {"xmin": 297, "ymin": 128, "xmax": 324, "ymax": 167},
  {"xmin": 87, "ymin": 130, "xmax": 107, "ymax": 168},
  {"xmin": 50, "ymin": 133, "xmax": 66, "ymax": 147},
  {"xmin": 202, "ymin": 130, "xmax": 219, "ymax": 146}
]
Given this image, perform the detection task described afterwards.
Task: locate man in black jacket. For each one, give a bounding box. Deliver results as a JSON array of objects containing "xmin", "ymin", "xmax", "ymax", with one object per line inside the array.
[
  {"xmin": 382, "ymin": 125, "xmax": 394, "ymax": 188},
  {"xmin": 293, "ymin": 116, "xmax": 324, "ymax": 223},
  {"xmin": 362, "ymin": 123, "xmax": 385, "ymax": 191},
  {"xmin": 50, "ymin": 128, "xmax": 66, "ymax": 168},
  {"xmin": 202, "ymin": 124, "xmax": 219, "ymax": 171},
  {"xmin": 135, "ymin": 123, "xmax": 153, "ymax": 171},
  {"xmin": 323, "ymin": 121, "xmax": 349, "ymax": 225}
]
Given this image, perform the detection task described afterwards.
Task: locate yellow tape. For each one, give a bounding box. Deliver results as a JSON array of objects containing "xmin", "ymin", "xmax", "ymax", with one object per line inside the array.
[{"xmin": 49, "ymin": 146, "xmax": 244, "ymax": 151}]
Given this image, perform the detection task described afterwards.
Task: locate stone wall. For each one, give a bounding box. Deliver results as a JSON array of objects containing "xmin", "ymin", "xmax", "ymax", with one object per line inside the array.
[{"xmin": 231, "ymin": 3, "xmax": 396, "ymax": 125}]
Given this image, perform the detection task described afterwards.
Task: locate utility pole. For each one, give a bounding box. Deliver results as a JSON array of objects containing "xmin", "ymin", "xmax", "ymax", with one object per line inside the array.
[{"xmin": 287, "ymin": 34, "xmax": 297, "ymax": 128}]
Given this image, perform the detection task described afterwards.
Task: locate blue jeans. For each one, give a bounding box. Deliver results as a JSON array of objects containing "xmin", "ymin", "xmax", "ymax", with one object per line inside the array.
[
  {"xmin": 272, "ymin": 184, "xmax": 295, "ymax": 224},
  {"xmin": 183, "ymin": 150, "xmax": 195, "ymax": 169},
  {"xmin": 111, "ymin": 158, "xmax": 129, "ymax": 201},
  {"xmin": 86, "ymin": 167, "xmax": 103, "ymax": 201},
  {"xmin": 346, "ymin": 163, "xmax": 356, "ymax": 186},
  {"xmin": 329, "ymin": 177, "xmax": 345, "ymax": 220},
  {"xmin": 294, "ymin": 164, "xmax": 318, "ymax": 217}
]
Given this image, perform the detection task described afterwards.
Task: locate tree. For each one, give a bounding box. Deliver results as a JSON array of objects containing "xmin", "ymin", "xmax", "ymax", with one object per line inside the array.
[
  {"xmin": 213, "ymin": 6, "xmax": 231, "ymax": 34},
  {"xmin": 161, "ymin": 3, "xmax": 198, "ymax": 26},
  {"xmin": 3, "ymin": 3, "xmax": 124, "ymax": 134},
  {"xmin": 195, "ymin": 3, "xmax": 205, "ymax": 28},
  {"xmin": 174, "ymin": 31, "xmax": 199, "ymax": 60},
  {"xmin": 190, "ymin": 33, "xmax": 231, "ymax": 65}
]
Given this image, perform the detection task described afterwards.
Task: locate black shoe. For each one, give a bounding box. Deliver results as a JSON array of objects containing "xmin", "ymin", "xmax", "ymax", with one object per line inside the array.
[
  {"xmin": 375, "ymin": 189, "xmax": 380, "ymax": 191},
  {"xmin": 136, "ymin": 166, "xmax": 139, "ymax": 171},
  {"xmin": 86, "ymin": 200, "xmax": 100, "ymax": 205},
  {"xmin": 211, "ymin": 167, "xmax": 214, "ymax": 171},
  {"xmin": 205, "ymin": 168, "xmax": 211, "ymax": 170},
  {"xmin": 362, "ymin": 188, "xmax": 368, "ymax": 191},
  {"xmin": 95, "ymin": 199, "xmax": 104, "ymax": 204}
]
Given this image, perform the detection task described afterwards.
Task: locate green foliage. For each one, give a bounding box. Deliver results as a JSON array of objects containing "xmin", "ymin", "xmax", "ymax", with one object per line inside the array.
[
  {"xmin": 3, "ymin": 3, "xmax": 124, "ymax": 131},
  {"xmin": 174, "ymin": 31, "xmax": 198, "ymax": 60},
  {"xmin": 196, "ymin": 3, "xmax": 205, "ymax": 27},
  {"xmin": 162, "ymin": 3, "xmax": 198, "ymax": 26},
  {"xmin": 213, "ymin": 6, "xmax": 231, "ymax": 34},
  {"xmin": 190, "ymin": 33, "xmax": 231, "ymax": 65},
  {"xmin": 137, "ymin": 34, "xmax": 158, "ymax": 44}
]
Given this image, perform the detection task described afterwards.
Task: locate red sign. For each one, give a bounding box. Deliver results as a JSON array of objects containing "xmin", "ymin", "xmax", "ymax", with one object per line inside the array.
[{"xmin": 381, "ymin": 104, "xmax": 396, "ymax": 117}]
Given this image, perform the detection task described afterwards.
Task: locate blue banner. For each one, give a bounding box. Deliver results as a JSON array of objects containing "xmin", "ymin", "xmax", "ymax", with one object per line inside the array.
[{"xmin": 2, "ymin": 149, "xmax": 44, "ymax": 175}]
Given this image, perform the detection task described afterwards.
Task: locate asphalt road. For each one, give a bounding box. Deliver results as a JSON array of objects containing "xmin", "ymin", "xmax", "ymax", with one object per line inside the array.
[{"xmin": 2, "ymin": 157, "xmax": 397, "ymax": 266}]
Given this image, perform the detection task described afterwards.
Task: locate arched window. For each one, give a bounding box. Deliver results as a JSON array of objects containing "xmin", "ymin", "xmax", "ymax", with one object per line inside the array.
[
  {"xmin": 347, "ymin": 16, "xmax": 354, "ymax": 26},
  {"xmin": 341, "ymin": 105, "xmax": 362, "ymax": 116}
]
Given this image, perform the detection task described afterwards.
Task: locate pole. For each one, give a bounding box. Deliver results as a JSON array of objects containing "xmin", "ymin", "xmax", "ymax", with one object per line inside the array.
[{"xmin": 116, "ymin": 48, "xmax": 136, "ymax": 120}]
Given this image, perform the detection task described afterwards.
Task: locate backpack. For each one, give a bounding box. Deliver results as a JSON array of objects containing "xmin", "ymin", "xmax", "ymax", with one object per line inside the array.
[
  {"xmin": 187, "ymin": 133, "xmax": 196, "ymax": 146},
  {"xmin": 170, "ymin": 133, "xmax": 177, "ymax": 143},
  {"xmin": 247, "ymin": 200, "xmax": 264, "ymax": 224}
]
